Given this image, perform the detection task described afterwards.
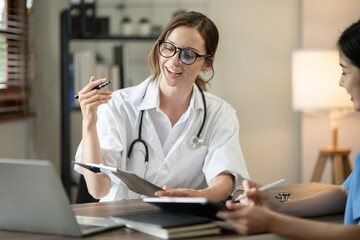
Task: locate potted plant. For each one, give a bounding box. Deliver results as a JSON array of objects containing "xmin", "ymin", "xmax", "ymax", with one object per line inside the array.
[
  {"xmin": 138, "ymin": 17, "xmax": 151, "ymax": 36},
  {"xmin": 121, "ymin": 16, "xmax": 133, "ymax": 35}
]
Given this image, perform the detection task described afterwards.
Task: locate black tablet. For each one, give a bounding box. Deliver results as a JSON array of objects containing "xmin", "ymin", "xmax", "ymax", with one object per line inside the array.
[{"xmin": 143, "ymin": 197, "xmax": 228, "ymax": 220}]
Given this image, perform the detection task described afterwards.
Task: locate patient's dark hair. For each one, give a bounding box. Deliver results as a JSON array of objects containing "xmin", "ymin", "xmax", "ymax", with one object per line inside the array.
[{"xmin": 338, "ymin": 19, "xmax": 360, "ymax": 68}]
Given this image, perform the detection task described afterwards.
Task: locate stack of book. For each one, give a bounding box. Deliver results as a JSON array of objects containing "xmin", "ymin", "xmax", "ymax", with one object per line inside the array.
[
  {"xmin": 111, "ymin": 210, "xmax": 221, "ymax": 239},
  {"xmin": 75, "ymin": 163, "xmax": 224, "ymax": 239}
]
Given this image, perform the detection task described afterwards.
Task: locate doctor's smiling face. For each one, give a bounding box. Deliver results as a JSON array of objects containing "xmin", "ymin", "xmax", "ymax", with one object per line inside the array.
[
  {"xmin": 158, "ymin": 26, "xmax": 211, "ymax": 90},
  {"xmin": 148, "ymin": 11, "xmax": 219, "ymax": 91}
]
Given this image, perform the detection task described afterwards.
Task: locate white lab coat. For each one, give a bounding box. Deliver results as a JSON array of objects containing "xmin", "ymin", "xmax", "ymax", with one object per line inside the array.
[{"xmin": 74, "ymin": 76, "xmax": 249, "ymax": 201}]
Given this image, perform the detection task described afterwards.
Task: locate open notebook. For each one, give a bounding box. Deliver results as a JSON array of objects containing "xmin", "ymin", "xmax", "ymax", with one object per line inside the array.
[{"xmin": 0, "ymin": 159, "xmax": 123, "ymax": 237}]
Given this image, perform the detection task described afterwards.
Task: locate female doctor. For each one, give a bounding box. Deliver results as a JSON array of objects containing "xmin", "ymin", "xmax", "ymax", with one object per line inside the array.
[{"xmin": 74, "ymin": 11, "xmax": 249, "ymax": 202}]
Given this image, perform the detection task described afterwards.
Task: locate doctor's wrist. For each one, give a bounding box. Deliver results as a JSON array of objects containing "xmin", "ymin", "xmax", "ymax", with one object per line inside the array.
[
  {"xmin": 197, "ymin": 188, "xmax": 213, "ymax": 200},
  {"xmin": 199, "ymin": 187, "xmax": 227, "ymax": 202},
  {"xmin": 82, "ymin": 119, "xmax": 97, "ymax": 132}
]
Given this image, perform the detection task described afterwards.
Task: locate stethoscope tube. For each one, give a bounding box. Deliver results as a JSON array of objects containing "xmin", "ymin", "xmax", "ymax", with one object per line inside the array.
[
  {"xmin": 127, "ymin": 110, "xmax": 149, "ymax": 164},
  {"xmin": 127, "ymin": 83, "xmax": 207, "ymax": 164},
  {"xmin": 195, "ymin": 83, "xmax": 206, "ymax": 140}
]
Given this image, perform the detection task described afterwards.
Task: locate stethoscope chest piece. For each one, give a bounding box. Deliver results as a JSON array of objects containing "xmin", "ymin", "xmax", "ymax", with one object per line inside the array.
[{"xmin": 192, "ymin": 136, "xmax": 203, "ymax": 149}]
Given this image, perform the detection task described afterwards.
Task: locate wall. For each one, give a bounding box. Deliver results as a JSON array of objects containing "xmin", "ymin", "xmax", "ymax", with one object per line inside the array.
[
  {"xmin": 208, "ymin": 0, "xmax": 301, "ymax": 184},
  {"xmin": 33, "ymin": 0, "xmax": 68, "ymax": 172},
  {"xmin": 0, "ymin": 118, "xmax": 37, "ymax": 159},
  {"xmin": 301, "ymin": 0, "xmax": 360, "ymax": 183}
]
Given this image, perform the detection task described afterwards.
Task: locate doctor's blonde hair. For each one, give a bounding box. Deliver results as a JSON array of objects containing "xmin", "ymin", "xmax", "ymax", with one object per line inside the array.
[{"xmin": 148, "ymin": 11, "xmax": 219, "ymax": 91}]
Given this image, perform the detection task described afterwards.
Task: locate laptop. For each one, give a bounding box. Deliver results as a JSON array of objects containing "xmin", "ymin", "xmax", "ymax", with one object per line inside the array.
[{"xmin": 0, "ymin": 159, "xmax": 124, "ymax": 237}]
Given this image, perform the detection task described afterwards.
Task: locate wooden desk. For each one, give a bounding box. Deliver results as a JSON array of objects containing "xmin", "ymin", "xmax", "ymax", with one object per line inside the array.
[{"xmin": 0, "ymin": 183, "xmax": 343, "ymax": 240}]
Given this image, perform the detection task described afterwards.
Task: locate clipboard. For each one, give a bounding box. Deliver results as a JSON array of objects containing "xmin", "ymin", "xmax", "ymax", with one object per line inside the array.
[{"xmin": 74, "ymin": 162, "xmax": 162, "ymax": 197}]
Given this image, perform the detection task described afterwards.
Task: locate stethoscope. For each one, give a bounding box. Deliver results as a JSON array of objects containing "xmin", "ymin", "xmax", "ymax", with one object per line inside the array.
[{"xmin": 127, "ymin": 83, "xmax": 207, "ymax": 165}]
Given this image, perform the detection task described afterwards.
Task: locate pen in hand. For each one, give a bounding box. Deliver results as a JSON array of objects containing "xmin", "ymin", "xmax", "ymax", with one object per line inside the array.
[
  {"xmin": 74, "ymin": 80, "xmax": 111, "ymax": 99},
  {"xmin": 233, "ymin": 178, "xmax": 286, "ymax": 202}
]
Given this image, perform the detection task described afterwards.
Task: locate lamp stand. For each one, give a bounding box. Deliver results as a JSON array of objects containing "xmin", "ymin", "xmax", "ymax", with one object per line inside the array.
[{"xmin": 311, "ymin": 109, "xmax": 352, "ymax": 185}]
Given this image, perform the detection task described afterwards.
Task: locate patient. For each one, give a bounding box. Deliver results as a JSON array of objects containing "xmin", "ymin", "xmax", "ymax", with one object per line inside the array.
[{"xmin": 217, "ymin": 19, "xmax": 360, "ymax": 240}]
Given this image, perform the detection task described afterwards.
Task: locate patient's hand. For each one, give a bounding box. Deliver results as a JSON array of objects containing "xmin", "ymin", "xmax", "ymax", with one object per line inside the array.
[
  {"xmin": 217, "ymin": 202, "xmax": 275, "ymax": 235},
  {"xmin": 241, "ymin": 180, "xmax": 283, "ymax": 212}
]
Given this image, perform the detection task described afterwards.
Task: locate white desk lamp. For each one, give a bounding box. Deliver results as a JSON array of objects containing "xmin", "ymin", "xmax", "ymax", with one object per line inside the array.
[{"xmin": 292, "ymin": 50, "xmax": 353, "ymax": 184}]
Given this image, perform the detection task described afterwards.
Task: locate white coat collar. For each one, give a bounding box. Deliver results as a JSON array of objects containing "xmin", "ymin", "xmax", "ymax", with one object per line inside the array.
[
  {"xmin": 124, "ymin": 75, "xmax": 205, "ymax": 113},
  {"xmin": 123, "ymin": 75, "xmax": 153, "ymax": 108},
  {"xmin": 192, "ymin": 83, "xmax": 205, "ymax": 112},
  {"xmin": 139, "ymin": 77, "xmax": 160, "ymax": 111}
]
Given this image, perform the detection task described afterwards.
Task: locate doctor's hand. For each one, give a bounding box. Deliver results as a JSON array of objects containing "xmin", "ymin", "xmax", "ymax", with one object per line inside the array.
[
  {"xmin": 78, "ymin": 77, "xmax": 112, "ymax": 126},
  {"xmin": 154, "ymin": 186, "xmax": 202, "ymax": 198},
  {"xmin": 240, "ymin": 180, "xmax": 282, "ymax": 212},
  {"xmin": 216, "ymin": 201, "xmax": 276, "ymax": 235}
]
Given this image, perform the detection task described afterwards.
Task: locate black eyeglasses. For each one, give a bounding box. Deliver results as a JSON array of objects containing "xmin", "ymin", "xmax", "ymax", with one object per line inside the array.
[{"xmin": 157, "ymin": 41, "xmax": 211, "ymax": 65}]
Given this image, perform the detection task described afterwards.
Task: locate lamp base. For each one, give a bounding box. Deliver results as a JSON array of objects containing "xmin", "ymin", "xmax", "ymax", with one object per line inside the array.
[{"xmin": 311, "ymin": 147, "xmax": 352, "ymax": 185}]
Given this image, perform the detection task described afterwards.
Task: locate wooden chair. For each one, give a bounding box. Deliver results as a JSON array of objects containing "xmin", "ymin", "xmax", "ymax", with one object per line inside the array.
[{"xmin": 75, "ymin": 175, "xmax": 99, "ymax": 204}]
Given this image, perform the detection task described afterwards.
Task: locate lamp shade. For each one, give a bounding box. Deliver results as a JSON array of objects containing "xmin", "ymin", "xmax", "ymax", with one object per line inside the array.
[{"xmin": 292, "ymin": 50, "xmax": 352, "ymax": 110}]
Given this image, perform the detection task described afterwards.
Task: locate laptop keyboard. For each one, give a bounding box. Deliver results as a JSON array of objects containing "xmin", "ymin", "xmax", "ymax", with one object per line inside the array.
[
  {"xmin": 76, "ymin": 215, "xmax": 124, "ymax": 228},
  {"xmin": 79, "ymin": 224, "xmax": 102, "ymax": 231}
]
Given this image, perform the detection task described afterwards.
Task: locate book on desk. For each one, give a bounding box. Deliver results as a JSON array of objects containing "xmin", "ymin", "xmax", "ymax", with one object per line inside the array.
[
  {"xmin": 143, "ymin": 197, "xmax": 228, "ymax": 220},
  {"xmin": 111, "ymin": 210, "xmax": 221, "ymax": 239}
]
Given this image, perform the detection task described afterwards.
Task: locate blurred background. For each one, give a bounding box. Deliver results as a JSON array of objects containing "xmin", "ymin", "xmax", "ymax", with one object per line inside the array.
[{"xmin": 1, "ymin": 0, "xmax": 360, "ymax": 202}]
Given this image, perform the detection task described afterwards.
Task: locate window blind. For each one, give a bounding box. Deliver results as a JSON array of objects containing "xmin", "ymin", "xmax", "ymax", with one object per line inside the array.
[{"xmin": 0, "ymin": 0, "xmax": 30, "ymax": 119}]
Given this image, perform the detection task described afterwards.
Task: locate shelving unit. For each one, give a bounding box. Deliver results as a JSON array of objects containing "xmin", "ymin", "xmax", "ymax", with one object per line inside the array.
[
  {"xmin": 69, "ymin": 35, "xmax": 159, "ymax": 40},
  {"xmin": 60, "ymin": 9, "xmax": 158, "ymax": 200}
]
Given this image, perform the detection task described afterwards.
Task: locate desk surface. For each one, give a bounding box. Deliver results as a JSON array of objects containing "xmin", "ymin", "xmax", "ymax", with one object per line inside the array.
[{"xmin": 0, "ymin": 182, "xmax": 343, "ymax": 240}]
